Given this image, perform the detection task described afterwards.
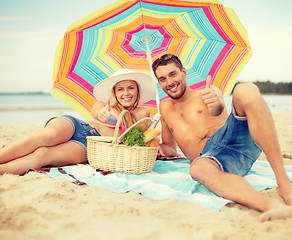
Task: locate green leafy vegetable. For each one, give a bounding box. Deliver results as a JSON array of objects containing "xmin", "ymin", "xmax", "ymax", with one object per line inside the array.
[{"xmin": 121, "ymin": 128, "xmax": 146, "ymax": 146}]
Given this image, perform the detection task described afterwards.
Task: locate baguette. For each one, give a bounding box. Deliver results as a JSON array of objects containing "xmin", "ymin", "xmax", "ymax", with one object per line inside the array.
[
  {"xmin": 146, "ymin": 137, "xmax": 160, "ymax": 147},
  {"xmin": 143, "ymin": 128, "xmax": 161, "ymax": 143}
]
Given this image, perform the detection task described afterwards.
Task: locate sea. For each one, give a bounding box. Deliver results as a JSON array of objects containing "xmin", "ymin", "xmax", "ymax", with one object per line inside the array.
[{"xmin": 0, "ymin": 93, "xmax": 291, "ymax": 125}]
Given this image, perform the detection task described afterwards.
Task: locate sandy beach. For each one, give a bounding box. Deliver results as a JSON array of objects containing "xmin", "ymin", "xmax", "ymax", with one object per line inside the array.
[{"xmin": 0, "ymin": 110, "xmax": 292, "ymax": 240}]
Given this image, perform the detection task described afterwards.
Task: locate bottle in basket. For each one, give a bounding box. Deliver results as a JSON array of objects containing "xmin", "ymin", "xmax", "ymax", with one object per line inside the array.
[
  {"xmin": 144, "ymin": 113, "xmax": 161, "ymax": 148},
  {"xmin": 148, "ymin": 113, "xmax": 161, "ymax": 129}
]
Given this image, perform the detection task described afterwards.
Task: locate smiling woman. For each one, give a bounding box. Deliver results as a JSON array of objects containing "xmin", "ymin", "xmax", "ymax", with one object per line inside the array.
[
  {"xmin": 90, "ymin": 69, "xmax": 157, "ymax": 135},
  {"xmin": 0, "ymin": 69, "xmax": 157, "ymax": 175},
  {"xmin": 113, "ymin": 80, "xmax": 139, "ymax": 110}
]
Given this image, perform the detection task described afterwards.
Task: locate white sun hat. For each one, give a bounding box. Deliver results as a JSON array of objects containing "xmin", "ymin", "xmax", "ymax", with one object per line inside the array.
[{"xmin": 93, "ymin": 69, "xmax": 157, "ymax": 105}]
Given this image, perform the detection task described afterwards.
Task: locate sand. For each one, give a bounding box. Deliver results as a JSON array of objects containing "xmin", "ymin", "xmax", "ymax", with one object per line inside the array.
[{"xmin": 0, "ymin": 111, "xmax": 292, "ymax": 240}]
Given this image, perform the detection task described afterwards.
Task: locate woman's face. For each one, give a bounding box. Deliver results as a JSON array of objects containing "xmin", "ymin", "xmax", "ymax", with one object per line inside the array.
[{"xmin": 114, "ymin": 80, "xmax": 138, "ymax": 109}]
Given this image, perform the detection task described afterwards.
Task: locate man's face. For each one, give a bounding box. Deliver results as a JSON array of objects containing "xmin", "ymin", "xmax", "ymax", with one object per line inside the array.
[{"xmin": 155, "ymin": 62, "xmax": 187, "ymax": 99}]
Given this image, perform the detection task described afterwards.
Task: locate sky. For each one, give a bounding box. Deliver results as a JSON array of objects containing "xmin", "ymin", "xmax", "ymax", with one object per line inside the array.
[{"xmin": 0, "ymin": 0, "xmax": 291, "ymax": 93}]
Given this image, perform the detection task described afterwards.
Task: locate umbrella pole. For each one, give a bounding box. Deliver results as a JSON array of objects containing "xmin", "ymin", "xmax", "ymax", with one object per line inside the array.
[{"xmin": 145, "ymin": 37, "xmax": 160, "ymax": 113}]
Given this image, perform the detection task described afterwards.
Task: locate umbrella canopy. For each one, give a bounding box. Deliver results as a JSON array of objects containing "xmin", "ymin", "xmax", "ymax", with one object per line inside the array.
[{"xmin": 52, "ymin": 0, "xmax": 251, "ymax": 119}]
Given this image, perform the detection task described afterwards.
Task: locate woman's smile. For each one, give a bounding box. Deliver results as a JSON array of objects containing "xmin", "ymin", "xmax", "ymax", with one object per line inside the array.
[{"xmin": 114, "ymin": 80, "xmax": 138, "ymax": 107}]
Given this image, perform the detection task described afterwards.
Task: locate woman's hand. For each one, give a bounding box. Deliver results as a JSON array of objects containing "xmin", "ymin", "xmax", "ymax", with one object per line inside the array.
[{"xmin": 97, "ymin": 99, "xmax": 111, "ymax": 122}]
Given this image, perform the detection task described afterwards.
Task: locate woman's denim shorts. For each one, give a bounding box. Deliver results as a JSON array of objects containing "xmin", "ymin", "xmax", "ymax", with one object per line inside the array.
[
  {"xmin": 46, "ymin": 115, "xmax": 100, "ymax": 160},
  {"xmin": 195, "ymin": 107, "xmax": 262, "ymax": 177}
]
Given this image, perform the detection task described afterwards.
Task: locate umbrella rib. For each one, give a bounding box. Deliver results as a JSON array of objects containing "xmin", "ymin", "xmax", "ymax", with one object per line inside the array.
[{"xmin": 53, "ymin": 1, "xmax": 252, "ymax": 118}]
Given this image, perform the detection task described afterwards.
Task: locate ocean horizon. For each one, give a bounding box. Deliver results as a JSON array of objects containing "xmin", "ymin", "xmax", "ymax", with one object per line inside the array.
[{"xmin": 0, "ymin": 93, "xmax": 291, "ymax": 125}]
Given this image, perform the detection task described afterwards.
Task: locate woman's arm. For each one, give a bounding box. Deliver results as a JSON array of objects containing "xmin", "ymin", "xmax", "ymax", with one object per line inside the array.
[
  {"xmin": 91, "ymin": 99, "xmax": 111, "ymax": 121},
  {"xmin": 131, "ymin": 107, "xmax": 150, "ymax": 121}
]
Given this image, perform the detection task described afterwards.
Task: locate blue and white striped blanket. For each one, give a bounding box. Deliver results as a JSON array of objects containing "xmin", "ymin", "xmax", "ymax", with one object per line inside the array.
[{"xmin": 47, "ymin": 159, "xmax": 292, "ymax": 211}]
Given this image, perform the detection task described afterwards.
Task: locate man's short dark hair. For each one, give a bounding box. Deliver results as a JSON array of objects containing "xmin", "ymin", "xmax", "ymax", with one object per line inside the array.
[{"xmin": 152, "ymin": 54, "xmax": 183, "ymax": 76}]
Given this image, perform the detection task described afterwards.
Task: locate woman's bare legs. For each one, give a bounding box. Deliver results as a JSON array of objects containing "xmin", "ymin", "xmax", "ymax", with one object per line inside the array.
[
  {"xmin": 0, "ymin": 118, "xmax": 86, "ymax": 175},
  {"xmin": 0, "ymin": 141, "xmax": 86, "ymax": 175},
  {"xmin": 0, "ymin": 118, "xmax": 73, "ymax": 163}
]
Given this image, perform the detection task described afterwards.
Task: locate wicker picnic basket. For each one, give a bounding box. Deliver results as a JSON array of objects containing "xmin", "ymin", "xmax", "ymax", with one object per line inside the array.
[{"xmin": 87, "ymin": 110, "xmax": 158, "ymax": 174}]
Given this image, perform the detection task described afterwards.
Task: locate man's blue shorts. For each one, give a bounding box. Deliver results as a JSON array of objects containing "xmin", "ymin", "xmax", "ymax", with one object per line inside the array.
[{"xmin": 195, "ymin": 106, "xmax": 262, "ymax": 177}]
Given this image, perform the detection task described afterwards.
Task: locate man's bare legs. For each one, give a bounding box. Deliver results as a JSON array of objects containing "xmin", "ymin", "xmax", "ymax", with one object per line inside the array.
[
  {"xmin": 190, "ymin": 158, "xmax": 292, "ymax": 221},
  {"xmin": 190, "ymin": 82, "xmax": 292, "ymax": 221},
  {"xmin": 0, "ymin": 118, "xmax": 86, "ymax": 175},
  {"xmin": 232, "ymin": 82, "xmax": 292, "ymax": 206}
]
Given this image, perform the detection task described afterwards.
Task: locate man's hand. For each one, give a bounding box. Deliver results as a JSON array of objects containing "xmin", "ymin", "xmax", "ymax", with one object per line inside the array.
[
  {"xmin": 157, "ymin": 144, "xmax": 166, "ymax": 157},
  {"xmin": 157, "ymin": 143, "xmax": 177, "ymax": 157},
  {"xmin": 98, "ymin": 99, "xmax": 111, "ymax": 122},
  {"xmin": 201, "ymin": 75, "xmax": 224, "ymax": 116}
]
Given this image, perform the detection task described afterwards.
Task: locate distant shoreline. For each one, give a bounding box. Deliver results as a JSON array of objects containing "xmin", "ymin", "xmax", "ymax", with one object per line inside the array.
[
  {"xmin": 1, "ymin": 80, "xmax": 292, "ymax": 95},
  {"xmin": 0, "ymin": 92, "xmax": 291, "ymax": 96},
  {"xmin": 0, "ymin": 92, "xmax": 50, "ymax": 95},
  {"xmin": 0, "ymin": 107, "xmax": 71, "ymax": 111}
]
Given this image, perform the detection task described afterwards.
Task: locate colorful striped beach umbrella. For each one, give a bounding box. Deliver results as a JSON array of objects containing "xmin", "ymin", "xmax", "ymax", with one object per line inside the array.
[{"xmin": 52, "ymin": 0, "xmax": 251, "ymax": 119}]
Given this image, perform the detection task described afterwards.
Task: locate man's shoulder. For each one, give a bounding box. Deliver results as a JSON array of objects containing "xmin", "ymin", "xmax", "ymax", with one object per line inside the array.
[
  {"xmin": 160, "ymin": 97, "xmax": 172, "ymax": 104},
  {"xmin": 159, "ymin": 98, "xmax": 172, "ymax": 109}
]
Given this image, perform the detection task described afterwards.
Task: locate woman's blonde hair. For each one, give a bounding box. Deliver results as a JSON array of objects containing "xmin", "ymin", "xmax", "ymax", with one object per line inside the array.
[{"xmin": 111, "ymin": 81, "xmax": 141, "ymax": 128}]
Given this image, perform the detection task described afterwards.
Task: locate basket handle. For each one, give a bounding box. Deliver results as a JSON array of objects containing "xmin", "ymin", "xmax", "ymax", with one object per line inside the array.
[{"xmin": 111, "ymin": 110, "xmax": 132, "ymax": 145}]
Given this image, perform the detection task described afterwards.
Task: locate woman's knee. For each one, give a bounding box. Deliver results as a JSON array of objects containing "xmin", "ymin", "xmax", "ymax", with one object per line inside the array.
[
  {"xmin": 31, "ymin": 147, "xmax": 51, "ymax": 167},
  {"xmin": 43, "ymin": 118, "xmax": 73, "ymax": 145},
  {"xmin": 32, "ymin": 143, "xmax": 86, "ymax": 168},
  {"xmin": 38, "ymin": 128, "xmax": 63, "ymax": 146}
]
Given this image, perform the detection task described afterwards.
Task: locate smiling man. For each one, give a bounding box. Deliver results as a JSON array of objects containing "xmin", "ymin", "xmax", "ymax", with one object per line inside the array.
[{"xmin": 152, "ymin": 54, "xmax": 292, "ymax": 222}]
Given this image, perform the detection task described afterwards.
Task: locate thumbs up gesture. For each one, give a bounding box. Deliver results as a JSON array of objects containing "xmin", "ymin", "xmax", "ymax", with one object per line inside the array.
[
  {"xmin": 202, "ymin": 75, "xmax": 214, "ymax": 104},
  {"xmin": 98, "ymin": 99, "xmax": 111, "ymax": 122},
  {"xmin": 201, "ymin": 75, "xmax": 224, "ymax": 116}
]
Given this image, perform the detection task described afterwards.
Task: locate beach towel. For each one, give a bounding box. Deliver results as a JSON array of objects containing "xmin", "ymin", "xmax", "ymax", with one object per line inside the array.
[{"xmin": 46, "ymin": 159, "xmax": 292, "ymax": 211}]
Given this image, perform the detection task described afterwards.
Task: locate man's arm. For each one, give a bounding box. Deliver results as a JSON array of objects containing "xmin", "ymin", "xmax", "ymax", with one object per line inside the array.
[
  {"xmin": 201, "ymin": 75, "xmax": 225, "ymax": 116},
  {"xmin": 158, "ymin": 111, "xmax": 177, "ymax": 157}
]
